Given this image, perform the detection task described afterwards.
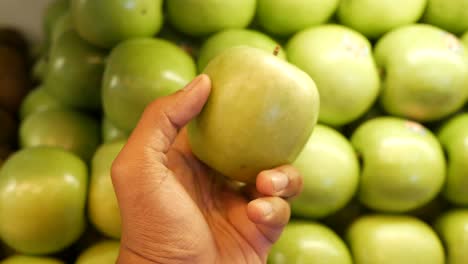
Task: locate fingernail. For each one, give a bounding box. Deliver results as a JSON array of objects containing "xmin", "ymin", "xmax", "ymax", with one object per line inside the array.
[
  {"xmin": 257, "ymin": 200, "xmax": 273, "ymax": 217},
  {"xmin": 271, "ymin": 172, "xmax": 289, "ymax": 192},
  {"xmin": 183, "ymin": 75, "xmax": 204, "ymax": 91}
]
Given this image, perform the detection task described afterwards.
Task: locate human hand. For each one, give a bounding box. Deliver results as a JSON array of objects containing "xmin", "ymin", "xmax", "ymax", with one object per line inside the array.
[{"xmin": 111, "ymin": 74, "xmax": 303, "ymax": 264}]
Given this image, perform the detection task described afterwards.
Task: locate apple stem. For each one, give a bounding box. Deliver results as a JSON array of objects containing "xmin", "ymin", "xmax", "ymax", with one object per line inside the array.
[{"xmin": 273, "ymin": 45, "xmax": 280, "ymax": 56}]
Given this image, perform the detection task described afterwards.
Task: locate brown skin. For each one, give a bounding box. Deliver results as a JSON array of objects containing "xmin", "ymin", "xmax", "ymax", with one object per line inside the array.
[{"xmin": 112, "ymin": 74, "xmax": 303, "ymax": 264}]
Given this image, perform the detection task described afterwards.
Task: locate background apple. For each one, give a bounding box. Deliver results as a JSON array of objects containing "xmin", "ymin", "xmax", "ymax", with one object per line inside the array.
[
  {"xmin": 0, "ymin": 255, "xmax": 64, "ymax": 264},
  {"xmin": 351, "ymin": 117, "xmax": 446, "ymax": 212},
  {"xmin": 286, "ymin": 24, "xmax": 380, "ymax": 126},
  {"xmin": 167, "ymin": 0, "xmax": 256, "ymax": 37},
  {"xmin": 188, "ymin": 46, "xmax": 319, "ymax": 183},
  {"xmin": 75, "ymin": 240, "xmax": 120, "ymax": 264},
  {"xmin": 32, "ymin": 55, "xmax": 48, "ymax": 82},
  {"xmin": 422, "ymin": 0, "xmax": 468, "ymax": 35},
  {"xmin": 41, "ymin": 0, "xmax": 69, "ymax": 52},
  {"xmin": 102, "ymin": 38, "xmax": 196, "ymax": 132},
  {"xmin": 71, "ymin": 0, "xmax": 163, "ymax": 49},
  {"xmin": 268, "ymin": 221, "xmax": 352, "ymax": 264},
  {"xmin": 434, "ymin": 209, "xmax": 468, "ymax": 264},
  {"xmin": 50, "ymin": 11, "xmax": 72, "ymax": 44},
  {"xmin": 291, "ymin": 124, "xmax": 359, "ymax": 219},
  {"xmin": 374, "ymin": 24, "xmax": 468, "ymax": 122},
  {"xmin": 0, "ymin": 147, "xmax": 87, "ymax": 255},
  {"xmin": 101, "ymin": 118, "xmax": 128, "ymax": 143},
  {"xmin": 19, "ymin": 86, "xmax": 66, "ymax": 120},
  {"xmin": 256, "ymin": 0, "xmax": 339, "ymax": 37}
]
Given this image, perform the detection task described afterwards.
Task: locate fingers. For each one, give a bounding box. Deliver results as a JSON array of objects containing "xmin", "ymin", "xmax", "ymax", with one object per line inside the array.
[{"xmin": 255, "ymin": 165, "xmax": 303, "ymax": 199}]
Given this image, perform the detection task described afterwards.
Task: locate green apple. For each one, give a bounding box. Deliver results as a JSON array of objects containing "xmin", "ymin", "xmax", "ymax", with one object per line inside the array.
[
  {"xmin": 103, "ymin": 38, "xmax": 196, "ymax": 132},
  {"xmin": 197, "ymin": 29, "xmax": 286, "ymax": 72},
  {"xmin": 351, "ymin": 117, "xmax": 446, "ymax": 212},
  {"xmin": 291, "ymin": 124, "xmax": 359, "ymax": 219},
  {"xmin": 374, "ymin": 24, "xmax": 468, "ymax": 122},
  {"xmin": 422, "ymin": 0, "xmax": 468, "ymax": 35},
  {"xmin": 0, "ymin": 147, "xmax": 87, "ymax": 254},
  {"xmin": 19, "ymin": 86, "xmax": 66, "ymax": 120},
  {"xmin": 434, "ymin": 209, "xmax": 468, "ymax": 264},
  {"xmin": 462, "ymin": 31, "xmax": 468, "ymax": 47},
  {"xmin": 437, "ymin": 113, "xmax": 468, "ymax": 205},
  {"xmin": 188, "ymin": 46, "xmax": 319, "ymax": 183},
  {"xmin": 75, "ymin": 240, "xmax": 120, "ymax": 264},
  {"xmin": 71, "ymin": 0, "xmax": 163, "ymax": 49},
  {"xmin": 347, "ymin": 215, "xmax": 444, "ymax": 264},
  {"xmin": 43, "ymin": 30, "xmax": 107, "ymax": 111},
  {"xmin": 167, "ymin": 0, "xmax": 256, "ymax": 37},
  {"xmin": 102, "ymin": 117, "xmax": 128, "ymax": 143},
  {"xmin": 42, "ymin": 0, "xmax": 70, "ymax": 50},
  {"xmin": 256, "ymin": 0, "xmax": 339, "ymax": 37},
  {"xmin": 287, "ymin": 24, "xmax": 380, "ymax": 126},
  {"xmin": 0, "ymin": 255, "xmax": 64, "ymax": 264},
  {"xmin": 19, "ymin": 110, "xmax": 100, "ymax": 162},
  {"xmin": 268, "ymin": 221, "xmax": 352, "ymax": 264},
  {"xmin": 51, "ymin": 11, "xmax": 73, "ymax": 45},
  {"xmin": 32, "ymin": 56, "xmax": 49, "ymax": 82},
  {"xmin": 89, "ymin": 141, "xmax": 126, "ymax": 239},
  {"xmin": 337, "ymin": 0, "xmax": 426, "ymax": 39}
]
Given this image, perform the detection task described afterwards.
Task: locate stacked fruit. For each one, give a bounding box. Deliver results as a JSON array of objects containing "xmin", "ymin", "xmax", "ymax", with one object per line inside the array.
[{"xmin": 1, "ymin": 0, "xmax": 468, "ymax": 263}]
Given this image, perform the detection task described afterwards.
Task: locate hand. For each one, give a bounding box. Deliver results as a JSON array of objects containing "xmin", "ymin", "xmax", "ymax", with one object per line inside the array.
[{"xmin": 111, "ymin": 75, "xmax": 303, "ymax": 264}]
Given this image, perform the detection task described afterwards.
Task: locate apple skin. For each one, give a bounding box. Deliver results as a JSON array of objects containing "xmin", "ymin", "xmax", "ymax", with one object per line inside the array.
[
  {"xmin": 103, "ymin": 38, "xmax": 196, "ymax": 132},
  {"xmin": 167, "ymin": 0, "xmax": 256, "ymax": 37},
  {"xmin": 268, "ymin": 221, "xmax": 352, "ymax": 264},
  {"xmin": 351, "ymin": 117, "xmax": 446, "ymax": 212},
  {"xmin": 0, "ymin": 255, "xmax": 64, "ymax": 264},
  {"xmin": 71, "ymin": 0, "xmax": 163, "ymax": 49},
  {"xmin": 437, "ymin": 113, "xmax": 468, "ymax": 205},
  {"xmin": 291, "ymin": 124, "xmax": 359, "ymax": 219},
  {"xmin": 256, "ymin": 0, "xmax": 339, "ymax": 37},
  {"xmin": 346, "ymin": 214, "xmax": 444, "ymax": 264},
  {"xmin": 374, "ymin": 24, "xmax": 468, "ymax": 122},
  {"xmin": 75, "ymin": 240, "xmax": 120, "ymax": 264},
  {"xmin": 197, "ymin": 29, "xmax": 286, "ymax": 72},
  {"xmin": 43, "ymin": 30, "xmax": 107, "ymax": 111},
  {"xmin": 337, "ymin": 0, "xmax": 426, "ymax": 39},
  {"xmin": 89, "ymin": 141, "xmax": 126, "ymax": 239},
  {"xmin": 286, "ymin": 24, "xmax": 380, "ymax": 126},
  {"xmin": 42, "ymin": 0, "xmax": 69, "ymax": 49},
  {"xmin": 51, "ymin": 11, "xmax": 73, "ymax": 44},
  {"xmin": 422, "ymin": 0, "xmax": 468, "ymax": 35},
  {"xmin": 32, "ymin": 56, "xmax": 49, "ymax": 82},
  {"xmin": 434, "ymin": 209, "xmax": 468, "ymax": 264},
  {"xmin": 19, "ymin": 110, "xmax": 101, "ymax": 162},
  {"xmin": 19, "ymin": 86, "xmax": 66, "ymax": 121},
  {"xmin": 462, "ymin": 31, "xmax": 468, "ymax": 47},
  {"xmin": 0, "ymin": 147, "xmax": 87, "ymax": 255},
  {"xmin": 188, "ymin": 46, "xmax": 319, "ymax": 183},
  {"xmin": 102, "ymin": 118, "xmax": 128, "ymax": 143}
]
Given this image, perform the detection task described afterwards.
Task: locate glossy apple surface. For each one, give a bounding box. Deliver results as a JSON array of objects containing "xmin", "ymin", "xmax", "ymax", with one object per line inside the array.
[
  {"xmin": 75, "ymin": 240, "xmax": 120, "ymax": 264},
  {"xmin": 351, "ymin": 117, "xmax": 446, "ymax": 212},
  {"xmin": 434, "ymin": 209, "xmax": 468, "ymax": 264},
  {"xmin": 0, "ymin": 147, "xmax": 87, "ymax": 255},
  {"xmin": 19, "ymin": 86, "xmax": 66, "ymax": 120},
  {"xmin": 0, "ymin": 255, "xmax": 64, "ymax": 264},
  {"xmin": 102, "ymin": 118, "xmax": 128, "ymax": 143},
  {"xmin": 188, "ymin": 46, "xmax": 319, "ymax": 183},
  {"xmin": 422, "ymin": 0, "xmax": 468, "ymax": 35}
]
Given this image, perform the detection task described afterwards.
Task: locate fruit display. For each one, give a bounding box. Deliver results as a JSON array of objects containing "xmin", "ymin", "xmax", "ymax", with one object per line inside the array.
[{"xmin": 0, "ymin": 0, "xmax": 468, "ymax": 263}]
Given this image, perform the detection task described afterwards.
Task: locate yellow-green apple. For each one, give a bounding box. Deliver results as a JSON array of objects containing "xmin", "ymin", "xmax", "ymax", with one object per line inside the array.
[
  {"xmin": 19, "ymin": 86, "xmax": 66, "ymax": 120},
  {"xmin": 374, "ymin": 24, "xmax": 468, "ymax": 122},
  {"xmin": 32, "ymin": 56, "xmax": 48, "ymax": 82},
  {"xmin": 0, "ymin": 256, "xmax": 64, "ymax": 264},
  {"xmin": 462, "ymin": 31, "xmax": 468, "ymax": 46},
  {"xmin": 51, "ymin": 11, "xmax": 73, "ymax": 44},
  {"xmin": 102, "ymin": 38, "xmax": 196, "ymax": 132},
  {"xmin": 287, "ymin": 24, "xmax": 379, "ymax": 126},
  {"xmin": 434, "ymin": 209, "xmax": 468, "ymax": 264},
  {"xmin": 351, "ymin": 117, "xmax": 446, "ymax": 212},
  {"xmin": 75, "ymin": 240, "xmax": 120, "ymax": 264},
  {"xmin": 422, "ymin": 0, "xmax": 468, "ymax": 35},
  {"xmin": 102, "ymin": 118, "xmax": 128, "ymax": 143},
  {"xmin": 291, "ymin": 124, "xmax": 359, "ymax": 219},
  {"xmin": 188, "ymin": 46, "xmax": 319, "ymax": 183},
  {"xmin": 42, "ymin": 0, "xmax": 69, "ymax": 51},
  {"xmin": 0, "ymin": 147, "xmax": 87, "ymax": 255}
]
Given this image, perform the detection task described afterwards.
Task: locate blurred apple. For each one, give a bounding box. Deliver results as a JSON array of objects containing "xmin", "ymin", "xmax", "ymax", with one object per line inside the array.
[
  {"xmin": 51, "ymin": 11, "xmax": 73, "ymax": 44},
  {"xmin": 19, "ymin": 86, "xmax": 66, "ymax": 120},
  {"xmin": 167, "ymin": 0, "xmax": 256, "ymax": 37},
  {"xmin": 437, "ymin": 113, "xmax": 468, "ymax": 205},
  {"xmin": 89, "ymin": 140, "xmax": 126, "ymax": 239},
  {"xmin": 434, "ymin": 209, "xmax": 468, "ymax": 264},
  {"xmin": 71, "ymin": 0, "xmax": 163, "ymax": 49},
  {"xmin": 42, "ymin": 0, "xmax": 70, "ymax": 51},
  {"xmin": 188, "ymin": 46, "xmax": 319, "ymax": 183},
  {"xmin": 19, "ymin": 110, "xmax": 100, "ymax": 162},
  {"xmin": 256, "ymin": 0, "xmax": 339, "ymax": 37},
  {"xmin": 102, "ymin": 118, "xmax": 128, "ymax": 143},
  {"xmin": 0, "ymin": 147, "xmax": 87, "ymax": 255},
  {"xmin": 422, "ymin": 0, "xmax": 468, "ymax": 35},
  {"xmin": 337, "ymin": 0, "xmax": 426, "ymax": 39},
  {"xmin": 346, "ymin": 215, "xmax": 444, "ymax": 264},
  {"xmin": 287, "ymin": 24, "xmax": 379, "ymax": 126},
  {"xmin": 43, "ymin": 30, "xmax": 106, "ymax": 111},
  {"xmin": 103, "ymin": 38, "xmax": 196, "ymax": 132},
  {"xmin": 462, "ymin": 31, "xmax": 468, "ymax": 47},
  {"xmin": 32, "ymin": 56, "xmax": 49, "ymax": 82},
  {"xmin": 197, "ymin": 29, "xmax": 286, "ymax": 72},
  {"xmin": 374, "ymin": 24, "xmax": 468, "ymax": 122},
  {"xmin": 291, "ymin": 124, "xmax": 359, "ymax": 219},
  {"xmin": 351, "ymin": 117, "xmax": 445, "ymax": 212},
  {"xmin": 268, "ymin": 221, "xmax": 352, "ymax": 264},
  {"xmin": 75, "ymin": 240, "xmax": 120, "ymax": 264},
  {"xmin": 0, "ymin": 255, "xmax": 64, "ymax": 264}
]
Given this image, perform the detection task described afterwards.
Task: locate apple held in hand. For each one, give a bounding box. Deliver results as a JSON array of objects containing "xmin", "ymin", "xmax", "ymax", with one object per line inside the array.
[
  {"xmin": 75, "ymin": 240, "xmax": 120, "ymax": 264},
  {"xmin": 351, "ymin": 117, "xmax": 446, "ymax": 212},
  {"xmin": 286, "ymin": 24, "xmax": 380, "ymax": 126},
  {"xmin": 19, "ymin": 86, "xmax": 66, "ymax": 120},
  {"xmin": 434, "ymin": 209, "xmax": 468, "ymax": 264},
  {"xmin": 103, "ymin": 38, "xmax": 196, "ymax": 132},
  {"xmin": 188, "ymin": 46, "xmax": 319, "ymax": 183},
  {"xmin": 71, "ymin": 0, "xmax": 163, "ymax": 49},
  {"xmin": 422, "ymin": 0, "xmax": 468, "ymax": 35},
  {"xmin": 0, "ymin": 255, "xmax": 64, "ymax": 264},
  {"xmin": 0, "ymin": 147, "xmax": 87, "ymax": 255},
  {"xmin": 374, "ymin": 24, "xmax": 468, "ymax": 122},
  {"xmin": 291, "ymin": 124, "xmax": 359, "ymax": 219},
  {"xmin": 346, "ymin": 215, "xmax": 444, "ymax": 264}
]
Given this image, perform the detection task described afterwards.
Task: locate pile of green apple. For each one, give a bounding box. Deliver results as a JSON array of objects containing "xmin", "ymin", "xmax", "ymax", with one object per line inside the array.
[{"xmin": 1, "ymin": 0, "xmax": 468, "ymax": 263}]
